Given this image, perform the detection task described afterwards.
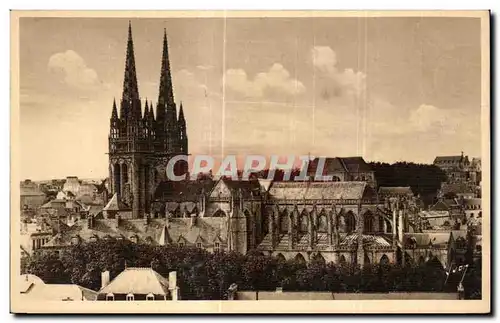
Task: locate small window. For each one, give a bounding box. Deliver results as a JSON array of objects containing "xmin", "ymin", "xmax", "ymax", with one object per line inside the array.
[
  {"xmin": 126, "ymin": 293, "xmax": 134, "ymax": 301},
  {"xmin": 106, "ymin": 293, "xmax": 114, "ymax": 301},
  {"xmin": 196, "ymin": 243, "xmax": 202, "ymax": 249},
  {"xmin": 178, "ymin": 242, "xmax": 184, "ymax": 247},
  {"xmin": 214, "ymin": 242, "xmax": 220, "ymax": 252},
  {"xmin": 146, "ymin": 293, "xmax": 154, "ymax": 301}
]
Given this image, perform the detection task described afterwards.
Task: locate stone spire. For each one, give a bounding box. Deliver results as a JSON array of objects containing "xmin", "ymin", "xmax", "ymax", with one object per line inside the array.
[
  {"xmin": 120, "ymin": 21, "xmax": 141, "ymax": 121},
  {"xmin": 111, "ymin": 98, "xmax": 118, "ymax": 120},
  {"xmin": 157, "ymin": 29, "xmax": 178, "ymax": 153},
  {"xmin": 178, "ymin": 101, "xmax": 188, "ymax": 153},
  {"xmin": 143, "ymin": 100, "xmax": 149, "ymax": 120}
]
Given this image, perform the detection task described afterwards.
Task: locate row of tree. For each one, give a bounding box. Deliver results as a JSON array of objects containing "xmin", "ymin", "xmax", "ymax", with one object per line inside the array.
[{"xmin": 22, "ymin": 240, "xmax": 480, "ymax": 300}]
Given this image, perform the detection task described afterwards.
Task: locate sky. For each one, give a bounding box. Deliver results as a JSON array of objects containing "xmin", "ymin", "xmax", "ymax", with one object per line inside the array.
[{"xmin": 19, "ymin": 16, "xmax": 482, "ymax": 180}]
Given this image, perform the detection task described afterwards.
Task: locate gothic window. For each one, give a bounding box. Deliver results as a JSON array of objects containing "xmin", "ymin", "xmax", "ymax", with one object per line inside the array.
[
  {"xmin": 345, "ymin": 212, "xmax": 356, "ymax": 233},
  {"xmin": 363, "ymin": 212, "xmax": 374, "ymax": 233},
  {"xmin": 280, "ymin": 213, "xmax": 289, "ymax": 233},
  {"xmin": 337, "ymin": 215, "xmax": 346, "ymax": 233},
  {"xmin": 212, "ymin": 209, "xmax": 226, "ymax": 217},
  {"xmin": 297, "ymin": 213, "xmax": 307, "ymax": 232},
  {"xmin": 318, "ymin": 214, "xmax": 328, "ymax": 232},
  {"xmin": 262, "ymin": 214, "xmax": 269, "ymax": 235},
  {"xmin": 126, "ymin": 293, "xmax": 134, "ymax": 301}
]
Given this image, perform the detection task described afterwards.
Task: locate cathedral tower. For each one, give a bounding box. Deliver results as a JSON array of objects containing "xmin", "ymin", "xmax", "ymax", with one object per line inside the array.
[{"xmin": 108, "ymin": 23, "xmax": 189, "ymax": 219}]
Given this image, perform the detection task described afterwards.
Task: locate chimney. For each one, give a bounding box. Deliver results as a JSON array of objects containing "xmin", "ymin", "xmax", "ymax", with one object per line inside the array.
[
  {"xmin": 101, "ymin": 270, "xmax": 110, "ymax": 290},
  {"xmin": 165, "ymin": 213, "xmax": 170, "ymax": 228},
  {"xmin": 115, "ymin": 215, "xmax": 121, "ymax": 229},
  {"xmin": 227, "ymin": 283, "xmax": 238, "ymax": 300},
  {"xmin": 143, "ymin": 213, "xmax": 150, "ymax": 230},
  {"xmin": 84, "ymin": 215, "xmax": 93, "ymax": 230},
  {"xmin": 169, "ymin": 271, "xmax": 179, "ymax": 301}
]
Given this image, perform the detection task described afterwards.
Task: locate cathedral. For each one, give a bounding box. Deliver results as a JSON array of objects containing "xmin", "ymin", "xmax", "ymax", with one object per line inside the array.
[{"xmin": 40, "ymin": 23, "xmax": 462, "ymax": 270}]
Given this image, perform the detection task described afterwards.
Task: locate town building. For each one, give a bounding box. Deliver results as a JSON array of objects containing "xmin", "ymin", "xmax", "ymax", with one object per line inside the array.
[
  {"xmin": 19, "ymin": 274, "xmax": 97, "ymax": 301},
  {"xmin": 96, "ymin": 268, "xmax": 178, "ymax": 301},
  {"xmin": 20, "ymin": 180, "xmax": 46, "ymax": 210}
]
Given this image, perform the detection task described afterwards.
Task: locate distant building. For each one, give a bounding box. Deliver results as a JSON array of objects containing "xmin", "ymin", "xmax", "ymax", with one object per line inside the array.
[
  {"xmin": 307, "ymin": 157, "xmax": 377, "ymax": 188},
  {"xmin": 433, "ymin": 152, "xmax": 481, "ymax": 186},
  {"xmin": 96, "ymin": 268, "xmax": 178, "ymax": 301},
  {"xmin": 20, "ymin": 180, "xmax": 46, "ymax": 210},
  {"xmin": 19, "ymin": 274, "xmax": 97, "ymax": 301},
  {"xmin": 378, "ymin": 186, "xmax": 414, "ymax": 200}
]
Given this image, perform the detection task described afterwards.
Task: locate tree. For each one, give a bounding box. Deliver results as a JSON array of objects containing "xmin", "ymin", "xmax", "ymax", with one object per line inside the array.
[{"xmin": 23, "ymin": 240, "xmax": 461, "ymax": 299}]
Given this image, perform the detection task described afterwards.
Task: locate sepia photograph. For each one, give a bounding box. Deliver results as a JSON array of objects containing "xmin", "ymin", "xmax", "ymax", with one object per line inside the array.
[{"xmin": 10, "ymin": 10, "xmax": 490, "ymax": 314}]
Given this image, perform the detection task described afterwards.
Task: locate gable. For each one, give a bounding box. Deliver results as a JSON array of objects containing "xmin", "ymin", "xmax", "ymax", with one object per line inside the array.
[{"xmin": 210, "ymin": 180, "xmax": 232, "ymax": 198}]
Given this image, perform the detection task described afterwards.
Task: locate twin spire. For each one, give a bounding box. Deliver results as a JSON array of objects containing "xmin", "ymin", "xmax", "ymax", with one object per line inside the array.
[{"xmin": 110, "ymin": 22, "xmax": 187, "ymax": 155}]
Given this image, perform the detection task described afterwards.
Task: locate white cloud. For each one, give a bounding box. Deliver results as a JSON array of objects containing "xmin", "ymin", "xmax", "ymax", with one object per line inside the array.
[
  {"xmin": 196, "ymin": 65, "xmax": 214, "ymax": 71},
  {"xmin": 224, "ymin": 63, "xmax": 305, "ymax": 98},
  {"xmin": 48, "ymin": 50, "xmax": 100, "ymax": 90},
  {"xmin": 409, "ymin": 104, "xmax": 448, "ymax": 132},
  {"xmin": 311, "ymin": 46, "xmax": 366, "ymax": 100}
]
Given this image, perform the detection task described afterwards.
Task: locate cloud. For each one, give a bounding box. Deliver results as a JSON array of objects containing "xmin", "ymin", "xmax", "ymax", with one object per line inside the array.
[
  {"xmin": 311, "ymin": 46, "xmax": 366, "ymax": 101},
  {"xmin": 224, "ymin": 63, "xmax": 306, "ymax": 98},
  {"xmin": 196, "ymin": 65, "xmax": 214, "ymax": 71},
  {"xmin": 48, "ymin": 50, "xmax": 101, "ymax": 90},
  {"xmin": 409, "ymin": 104, "xmax": 448, "ymax": 132}
]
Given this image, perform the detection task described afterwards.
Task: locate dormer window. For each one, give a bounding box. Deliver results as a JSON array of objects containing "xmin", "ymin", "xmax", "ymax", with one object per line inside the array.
[
  {"xmin": 126, "ymin": 293, "xmax": 134, "ymax": 301},
  {"xmin": 178, "ymin": 242, "xmax": 184, "ymax": 247},
  {"xmin": 196, "ymin": 243, "xmax": 202, "ymax": 249},
  {"xmin": 214, "ymin": 242, "xmax": 220, "ymax": 252},
  {"xmin": 106, "ymin": 293, "xmax": 114, "ymax": 301},
  {"xmin": 146, "ymin": 293, "xmax": 155, "ymax": 301},
  {"xmin": 71, "ymin": 236, "xmax": 80, "ymax": 245}
]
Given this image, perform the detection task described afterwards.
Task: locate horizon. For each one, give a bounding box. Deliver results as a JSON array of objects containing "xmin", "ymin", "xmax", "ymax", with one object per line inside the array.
[
  {"xmin": 20, "ymin": 17, "xmax": 482, "ymax": 180},
  {"xmin": 20, "ymin": 154, "xmax": 477, "ymax": 183}
]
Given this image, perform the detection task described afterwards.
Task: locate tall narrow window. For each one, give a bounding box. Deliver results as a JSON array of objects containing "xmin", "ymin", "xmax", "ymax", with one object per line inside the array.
[{"xmin": 214, "ymin": 242, "xmax": 220, "ymax": 252}]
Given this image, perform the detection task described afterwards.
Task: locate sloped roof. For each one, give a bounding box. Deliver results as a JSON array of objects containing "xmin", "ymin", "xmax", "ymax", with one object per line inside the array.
[
  {"xmin": 338, "ymin": 157, "xmax": 373, "ymax": 173},
  {"xmin": 434, "ymin": 156, "xmax": 463, "ymax": 163},
  {"xmin": 258, "ymin": 179, "xmax": 273, "ymax": 192},
  {"xmin": 404, "ymin": 232, "xmax": 451, "ymax": 248},
  {"xmin": 461, "ymin": 198, "xmax": 481, "ymax": 207},
  {"xmin": 339, "ymin": 233, "xmax": 392, "ymax": 248},
  {"xmin": 103, "ymin": 193, "xmax": 128, "ymax": 211},
  {"xmin": 268, "ymin": 181, "xmax": 368, "ymax": 200},
  {"xmin": 378, "ymin": 186, "xmax": 413, "ymax": 196},
  {"xmin": 20, "ymin": 188, "xmax": 46, "ymax": 196},
  {"xmin": 98, "ymin": 267, "xmax": 169, "ymax": 295},
  {"xmin": 19, "ymin": 274, "xmax": 97, "ymax": 301},
  {"xmin": 43, "ymin": 217, "xmax": 229, "ymax": 248},
  {"xmin": 308, "ymin": 157, "xmax": 372, "ymax": 175},
  {"xmin": 154, "ymin": 180, "xmax": 215, "ymax": 201},
  {"xmin": 257, "ymin": 233, "xmax": 391, "ymax": 251},
  {"xmin": 441, "ymin": 183, "xmax": 474, "ymax": 195}
]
